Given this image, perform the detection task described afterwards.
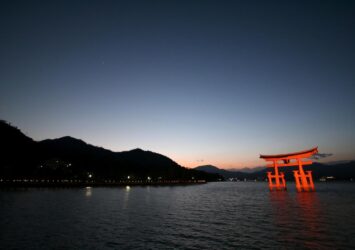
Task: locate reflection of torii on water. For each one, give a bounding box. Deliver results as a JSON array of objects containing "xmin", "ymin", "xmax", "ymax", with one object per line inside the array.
[{"xmin": 260, "ymin": 147, "xmax": 318, "ymax": 192}]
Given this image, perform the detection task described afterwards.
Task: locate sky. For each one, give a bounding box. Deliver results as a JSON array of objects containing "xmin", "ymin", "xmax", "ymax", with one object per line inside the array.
[{"xmin": 1, "ymin": 0, "xmax": 354, "ymax": 168}]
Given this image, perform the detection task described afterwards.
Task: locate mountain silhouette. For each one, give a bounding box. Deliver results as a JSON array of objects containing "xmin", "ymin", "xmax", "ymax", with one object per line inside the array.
[
  {"xmin": 0, "ymin": 120, "xmax": 221, "ymax": 181},
  {"xmin": 229, "ymin": 166, "xmax": 266, "ymax": 173},
  {"xmin": 194, "ymin": 165, "xmax": 256, "ymax": 179}
]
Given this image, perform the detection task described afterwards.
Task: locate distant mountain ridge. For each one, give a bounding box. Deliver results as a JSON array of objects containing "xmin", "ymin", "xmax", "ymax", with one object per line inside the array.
[
  {"xmin": 0, "ymin": 120, "xmax": 220, "ymax": 181},
  {"xmin": 195, "ymin": 162, "xmax": 355, "ymax": 181},
  {"xmin": 194, "ymin": 165, "xmax": 253, "ymax": 179},
  {"xmin": 229, "ymin": 166, "xmax": 266, "ymax": 173}
]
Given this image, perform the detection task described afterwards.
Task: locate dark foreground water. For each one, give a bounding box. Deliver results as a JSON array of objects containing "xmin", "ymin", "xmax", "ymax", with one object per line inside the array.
[{"xmin": 1, "ymin": 182, "xmax": 355, "ymax": 250}]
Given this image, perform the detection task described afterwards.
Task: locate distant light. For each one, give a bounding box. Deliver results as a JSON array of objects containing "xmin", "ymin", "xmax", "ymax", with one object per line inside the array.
[
  {"xmin": 126, "ymin": 186, "xmax": 130, "ymax": 190},
  {"xmin": 147, "ymin": 176, "xmax": 151, "ymax": 180},
  {"xmin": 127, "ymin": 176, "xmax": 130, "ymax": 179},
  {"xmin": 88, "ymin": 174, "xmax": 92, "ymax": 178}
]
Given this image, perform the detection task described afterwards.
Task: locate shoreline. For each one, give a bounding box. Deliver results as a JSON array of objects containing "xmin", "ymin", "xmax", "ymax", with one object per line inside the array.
[
  {"xmin": 0, "ymin": 179, "xmax": 352, "ymax": 188},
  {"xmin": 0, "ymin": 179, "xmax": 207, "ymax": 188}
]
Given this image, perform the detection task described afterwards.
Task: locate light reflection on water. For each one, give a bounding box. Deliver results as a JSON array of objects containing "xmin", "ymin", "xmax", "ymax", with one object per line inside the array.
[
  {"xmin": 123, "ymin": 186, "xmax": 130, "ymax": 210},
  {"xmin": 85, "ymin": 186, "xmax": 92, "ymax": 197},
  {"xmin": 0, "ymin": 182, "xmax": 354, "ymax": 249},
  {"xmin": 296, "ymin": 192, "xmax": 327, "ymax": 249},
  {"xmin": 269, "ymin": 191, "xmax": 330, "ymax": 249}
]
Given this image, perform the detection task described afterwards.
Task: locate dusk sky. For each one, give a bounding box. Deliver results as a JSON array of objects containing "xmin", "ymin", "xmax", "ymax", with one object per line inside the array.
[{"xmin": 1, "ymin": 0, "xmax": 354, "ymax": 168}]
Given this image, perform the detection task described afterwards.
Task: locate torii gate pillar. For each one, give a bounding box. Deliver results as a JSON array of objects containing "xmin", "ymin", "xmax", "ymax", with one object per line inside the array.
[
  {"xmin": 267, "ymin": 160, "xmax": 286, "ymax": 191},
  {"xmin": 293, "ymin": 159, "xmax": 315, "ymax": 192}
]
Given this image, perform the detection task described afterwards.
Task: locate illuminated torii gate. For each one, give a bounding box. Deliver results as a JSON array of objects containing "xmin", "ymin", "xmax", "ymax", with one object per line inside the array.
[{"xmin": 260, "ymin": 147, "xmax": 318, "ymax": 192}]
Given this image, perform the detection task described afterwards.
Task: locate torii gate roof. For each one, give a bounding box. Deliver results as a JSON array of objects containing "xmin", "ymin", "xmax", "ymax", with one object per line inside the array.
[{"xmin": 260, "ymin": 147, "xmax": 318, "ymax": 161}]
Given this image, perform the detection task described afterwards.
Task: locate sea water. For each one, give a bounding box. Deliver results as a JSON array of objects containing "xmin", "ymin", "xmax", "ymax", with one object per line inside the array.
[{"xmin": 1, "ymin": 182, "xmax": 354, "ymax": 249}]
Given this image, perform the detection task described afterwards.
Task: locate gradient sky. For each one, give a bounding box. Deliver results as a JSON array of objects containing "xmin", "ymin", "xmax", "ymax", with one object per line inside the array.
[{"xmin": 1, "ymin": 0, "xmax": 354, "ymax": 168}]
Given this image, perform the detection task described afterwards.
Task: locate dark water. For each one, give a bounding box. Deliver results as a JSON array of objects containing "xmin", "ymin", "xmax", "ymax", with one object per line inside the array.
[{"xmin": 1, "ymin": 182, "xmax": 355, "ymax": 250}]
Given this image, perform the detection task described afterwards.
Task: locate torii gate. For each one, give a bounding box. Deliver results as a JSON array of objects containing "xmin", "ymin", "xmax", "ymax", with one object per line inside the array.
[{"xmin": 260, "ymin": 147, "xmax": 318, "ymax": 192}]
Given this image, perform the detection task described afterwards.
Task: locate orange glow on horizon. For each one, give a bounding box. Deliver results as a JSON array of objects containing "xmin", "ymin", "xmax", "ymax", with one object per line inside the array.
[
  {"xmin": 176, "ymin": 158, "xmax": 266, "ymax": 169},
  {"xmin": 163, "ymin": 146, "xmax": 347, "ymax": 170}
]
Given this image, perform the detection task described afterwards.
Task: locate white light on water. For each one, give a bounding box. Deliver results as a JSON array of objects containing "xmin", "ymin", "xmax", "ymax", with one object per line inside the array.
[{"xmin": 85, "ymin": 186, "xmax": 92, "ymax": 197}]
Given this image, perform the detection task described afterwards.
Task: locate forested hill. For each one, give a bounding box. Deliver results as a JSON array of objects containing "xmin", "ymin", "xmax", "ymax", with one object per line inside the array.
[{"xmin": 0, "ymin": 120, "xmax": 220, "ymax": 181}]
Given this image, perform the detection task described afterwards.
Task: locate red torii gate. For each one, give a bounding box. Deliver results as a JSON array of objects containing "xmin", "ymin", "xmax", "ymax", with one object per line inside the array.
[{"xmin": 260, "ymin": 147, "xmax": 318, "ymax": 192}]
